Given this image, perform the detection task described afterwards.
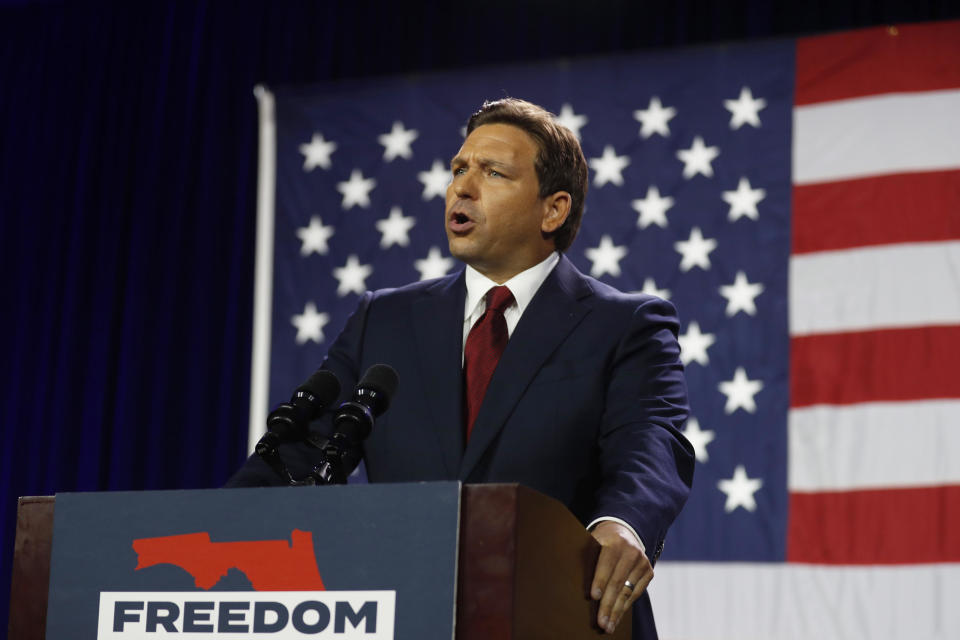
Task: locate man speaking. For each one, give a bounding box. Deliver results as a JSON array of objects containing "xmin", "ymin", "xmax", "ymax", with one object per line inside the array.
[{"xmin": 229, "ymin": 98, "xmax": 695, "ymax": 638}]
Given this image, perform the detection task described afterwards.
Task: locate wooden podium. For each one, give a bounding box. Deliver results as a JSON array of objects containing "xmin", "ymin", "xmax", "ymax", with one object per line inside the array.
[{"xmin": 9, "ymin": 484, "xmax": 628, "ymax": 639}]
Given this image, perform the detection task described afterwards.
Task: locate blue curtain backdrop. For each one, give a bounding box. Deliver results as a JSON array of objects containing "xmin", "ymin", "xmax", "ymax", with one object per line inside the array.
[{"xmin": 2, "ymin": 0, "xmax": 957, "ymax": 631}]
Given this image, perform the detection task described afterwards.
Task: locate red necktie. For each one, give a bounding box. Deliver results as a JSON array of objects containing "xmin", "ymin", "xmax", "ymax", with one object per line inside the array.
[{"xmin": 463, "ymin": 285, "xmax": 514, "ymax": 440}]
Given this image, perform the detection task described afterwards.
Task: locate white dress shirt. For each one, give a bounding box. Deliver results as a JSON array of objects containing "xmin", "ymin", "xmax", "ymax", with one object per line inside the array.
[{"xmin": 462, "ymin": 251, "xmax": 560, "ymax": 359}]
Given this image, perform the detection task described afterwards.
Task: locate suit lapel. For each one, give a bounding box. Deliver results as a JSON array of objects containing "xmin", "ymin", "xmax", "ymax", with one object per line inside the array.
[
  {"xmin": 459, "ymin": 256, "xmax": 594, "ymax": 479},
  {"xmin": 412, "ymin": 272, "xmax": 467, "ymax": 477}
]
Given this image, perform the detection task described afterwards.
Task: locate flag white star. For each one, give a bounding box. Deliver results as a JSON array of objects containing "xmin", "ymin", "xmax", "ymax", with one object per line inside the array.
[
  {"xmin": 719, "ymin": 271, "xmax": 765, "ymax": 317},
  {"xmin": 375, "ymin": 206, "xmax": 416, "ymax": 248},
  {"xmin": 554, "ymin": 103, "xmax": 588, "ymax": 140},
  {"xmin": 676, "ymin": 136, "xmax": 720, "ymax": 179},
  {"xmin": 722, "ymin": 177, "xmax": 766, "ymax": 221},
  {"xmin": 414, "ymin": 246, "xmax": 455, "ymax": 280},
  {"xmin": 717, "ymin": 465, "xmax": 764, "ymax": 513},
  {"xmin": 683, "ymin": 417, "xmax": 715, "ymax": 463},
  {"xmin": 678, "ymin": 321, "xmax": 716, "ymax": 366},
  {"xmin": 553, "ymin": 102, "xmax": 590, "ymax": 140},
  {"xmin": 633, "ymin": 96, "xmax": 677, "ymax": 138},
  {"xmin": 291, "ymin": 302, "xmax": 330, "ymax": 345},
  {"xmin": 336, "ymin": 169, "xmax": 377, "ymax": 209},
  {"xmin": 724, "ymin": 86, "xmax": 767, "ymax": 130},
  {"xmin": 674, "ymin": 227, "xmax": 717, "ymax": 272},
  {"xmin": 332, "ymin": 255, "xmax": 373, "ymax": 296},
  {"xmin": 298, "ymin": 133, "xmax": 337, "ymax": 171},
  {"xmin": 589, "ymin": 146, "xmax": 631, "ymax": 187},
  {"xmin": 632, "ymin": 185, "xmax": 675, "ymax": 229},
  {"xmin": 418, "ymin": 159, "xmax": 450, "ymax": 200},
  {"xmin": 718, "ymin": 367, "xmax": 764, "ymax": 414},
  {"xmin": 585, "ymin": 235, "xmax": 628, "ymax": 278},
  {"xmin": 296, "ymin": 215, "xmax": 334, "ymax": 256},
  {"xmin": 377, "ymin": 121, "xmax": 419, "ymax": 161},
  {"xmin": 638, "ymin": 277, "xmax": 671, "ymax": 301}
]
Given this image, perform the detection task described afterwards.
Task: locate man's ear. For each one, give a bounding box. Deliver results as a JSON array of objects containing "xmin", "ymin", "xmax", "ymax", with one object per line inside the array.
[{"xmin": 541, "ymin": 191, "xmax": 571, "ymax": 233}]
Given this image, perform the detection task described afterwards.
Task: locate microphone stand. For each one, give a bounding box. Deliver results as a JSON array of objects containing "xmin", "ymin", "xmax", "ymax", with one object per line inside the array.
[{"xmin": 257, "ymin": 428, "xmax": 362, "ymax": 486}]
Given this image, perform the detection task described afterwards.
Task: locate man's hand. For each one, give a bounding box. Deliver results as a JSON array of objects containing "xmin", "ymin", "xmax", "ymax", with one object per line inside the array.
[{"xmin": 590, "ymin": 521, "xmax": 653, "ymax": 634}]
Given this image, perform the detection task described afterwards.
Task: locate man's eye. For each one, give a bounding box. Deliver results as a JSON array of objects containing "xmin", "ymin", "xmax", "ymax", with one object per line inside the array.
[
  {"xmin": 453, "ymin": 167, "xmax": 466, "ymax": 176},
  {"xmin": 489, "ymin": 169, "xmax": 502, "ymax": 177}
]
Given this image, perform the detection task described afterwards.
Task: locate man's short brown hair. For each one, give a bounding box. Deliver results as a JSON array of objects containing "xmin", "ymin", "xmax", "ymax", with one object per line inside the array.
[{"xmin": 466, "ymin": 98, "xmax": 588, "ymax": 252}]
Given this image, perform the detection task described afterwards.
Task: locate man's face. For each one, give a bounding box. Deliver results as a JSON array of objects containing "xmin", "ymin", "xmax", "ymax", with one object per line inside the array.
[{"xmin": 445, "ymin": 123, "xmax": 565, "ymax": 283}]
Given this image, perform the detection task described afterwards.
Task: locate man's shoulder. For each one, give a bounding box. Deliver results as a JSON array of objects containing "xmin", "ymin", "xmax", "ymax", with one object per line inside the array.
[
  {"xmin": 365, "ymin": 270, "xmax": 464, "ymax": 304},
  {"xmin": 556, "ymin": 255, "xmax": 676, "ymax": 315}
]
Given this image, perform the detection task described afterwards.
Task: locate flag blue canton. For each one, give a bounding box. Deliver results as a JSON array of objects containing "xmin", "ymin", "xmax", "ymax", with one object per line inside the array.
[{"xmin": 269, "ymin": 39, "xmax": 795, "ymax": 562}]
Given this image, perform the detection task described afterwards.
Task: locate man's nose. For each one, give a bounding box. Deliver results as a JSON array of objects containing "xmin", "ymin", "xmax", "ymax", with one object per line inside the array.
[{"xmin": 452, "ymin": 170, "xmax": 477, "ymax": 199}]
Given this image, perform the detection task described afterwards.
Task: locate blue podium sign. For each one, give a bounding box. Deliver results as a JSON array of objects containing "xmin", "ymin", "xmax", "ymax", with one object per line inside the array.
[{"xmin": 46, "ymin": 483, "xmax": 461, "ymax": 639}]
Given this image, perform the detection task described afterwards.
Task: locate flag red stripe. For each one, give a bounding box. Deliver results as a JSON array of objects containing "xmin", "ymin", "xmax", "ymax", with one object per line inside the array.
[
  {"xmin": 787, "ymin": 485, "xmax": 960, "ymax": 564},
  {"xmin": 790, "ymin": 325, "xmax": 960, "ymax": 407},
  {"xmin": 795, "ymin": 20, "xmax": 960, "ymax": 106},
  {"xmin": 792, "ymin": 170, "xmax": 960, "ymax": 254}
]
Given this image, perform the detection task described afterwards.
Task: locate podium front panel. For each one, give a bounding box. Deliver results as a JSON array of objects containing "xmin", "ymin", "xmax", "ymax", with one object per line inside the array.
[{"xmin": 45, "ymin": 483, "xmax": 460, "ymax": 639}]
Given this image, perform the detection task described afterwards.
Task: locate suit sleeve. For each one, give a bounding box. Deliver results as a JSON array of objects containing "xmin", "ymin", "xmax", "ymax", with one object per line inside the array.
[
  {"xmin": 591, "ymin": 296, "xmax": 695, "ymax": 562},
  {"xmin": 223, "ymin": 292, "xmax": 373, "ymax": 488}
]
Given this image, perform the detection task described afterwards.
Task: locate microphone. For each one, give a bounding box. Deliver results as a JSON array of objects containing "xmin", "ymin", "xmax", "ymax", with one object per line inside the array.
[
  {"xmin": 256, "ymin": 369, "xmax": 341, "ymax": 457},
  {"xmin": 309, "ymin": 364, "xmax": 399, "ymax": 485}
]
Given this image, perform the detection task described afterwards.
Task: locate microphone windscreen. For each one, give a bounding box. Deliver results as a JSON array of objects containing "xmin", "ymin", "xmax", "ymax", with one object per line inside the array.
[
  {"xmin": 297, "ymin": 369, "xmax": 341, "ymax": 405},
  {"xmin": 354, "ymin": 364, "xmax": 399, "ymax": 415},
  {"xmin": 359, "ymin": 364, "xmax": 399, "ymax": 396}
]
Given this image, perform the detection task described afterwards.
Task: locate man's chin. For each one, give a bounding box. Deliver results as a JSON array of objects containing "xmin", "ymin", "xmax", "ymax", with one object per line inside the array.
[{"xmin": 446, "ymin": 236, "xmax": 475, "ymax": 263}]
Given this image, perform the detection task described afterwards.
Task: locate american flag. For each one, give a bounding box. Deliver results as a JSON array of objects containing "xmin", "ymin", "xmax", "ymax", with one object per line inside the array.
[{"xmin": 250, "ymin": 20, "xmax": 960, "ymax": 639}]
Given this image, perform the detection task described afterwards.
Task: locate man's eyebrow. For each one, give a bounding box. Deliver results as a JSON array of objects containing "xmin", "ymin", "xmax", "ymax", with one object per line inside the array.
[
  {"xmin": 449, "ymin": 155, "xmax": 513, "ymax": 170},
  {"xmin": 481, "ymin": 158, "xmax": 512, "ymax": 170}
]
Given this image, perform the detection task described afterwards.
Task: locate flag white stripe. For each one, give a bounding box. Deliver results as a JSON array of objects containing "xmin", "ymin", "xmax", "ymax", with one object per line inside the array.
[
  {"xmin": 653, "ymin": 562, "xmax": 960, "ymax": 640},
  {"xmin": 788, "ymin": 399, "xmax": 960, "ymax": 491},
  {"xmin": 248, "ymin": 85, "xmax": 277, "ymax": 455},
  {"xmin": 793, "ymin": 89, "xmax": 960, "ymax": 185},
  {"xmin": 789, "ymin": 240, "xmax": 960, "ymax": 336}
]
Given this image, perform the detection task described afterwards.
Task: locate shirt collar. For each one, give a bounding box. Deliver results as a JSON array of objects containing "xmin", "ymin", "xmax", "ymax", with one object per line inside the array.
[{"xmin": 463, "ymin": 252, "xmax": 560, "ymax": 319}]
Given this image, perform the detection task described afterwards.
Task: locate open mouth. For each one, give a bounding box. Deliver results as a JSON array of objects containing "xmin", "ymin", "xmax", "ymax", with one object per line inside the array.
[{"xmin": 448, "ymin": 211, "xmax": 476, "ymax": 233}]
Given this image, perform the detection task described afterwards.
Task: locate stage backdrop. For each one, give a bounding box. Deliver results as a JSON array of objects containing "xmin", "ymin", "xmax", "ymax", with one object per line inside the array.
[{"xmin": 252, "ymin": 21, "xmax": 960, "ymax": 639}]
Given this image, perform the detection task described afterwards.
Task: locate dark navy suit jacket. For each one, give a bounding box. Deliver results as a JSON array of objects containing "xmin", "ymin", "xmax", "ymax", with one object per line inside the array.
[{"xmin": 228, "ymin": 254, "xmax": 695, "ymax": 638}]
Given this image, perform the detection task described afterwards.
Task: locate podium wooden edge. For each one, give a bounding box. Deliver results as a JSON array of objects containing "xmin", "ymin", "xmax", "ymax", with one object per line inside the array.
[
  {"xmin": 457, "ymin": 484, "xmax": 629, "ymax": 639},
  {"xmin": 515, "ymin": 485, "xmax": 630, "ymax": 639},
  {"xmin": 8, "ymin": 496, "xmax": 54, "ymax": 640}
]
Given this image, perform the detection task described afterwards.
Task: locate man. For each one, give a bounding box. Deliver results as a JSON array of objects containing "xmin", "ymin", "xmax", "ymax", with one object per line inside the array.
[{"xmin": 229, "ymin": 98, "xmax": 694, "ymax": 638}]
